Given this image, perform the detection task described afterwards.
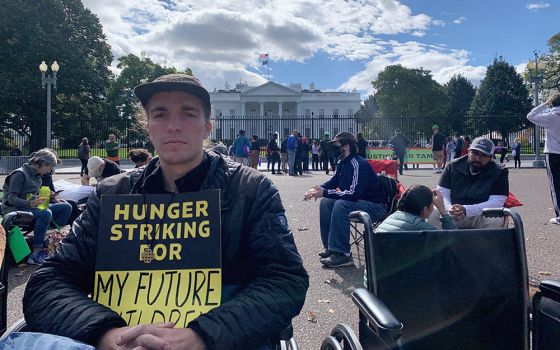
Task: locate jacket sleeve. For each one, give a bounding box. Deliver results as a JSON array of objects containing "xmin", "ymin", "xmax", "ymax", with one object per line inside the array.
[
  {"xmin": 23, "ymin": 188, "xmax": 127, "ymax": 346},
  {"xmin": 527, "ymin": 103, "xmax": 559, "ymax": 127},
  {"xmin": 188, "ymin": 178, "xmax": 309, "ymax": 350},
  {"xmin": 322, "ymin": 159, "xmax": 368, "ymax": 201}
]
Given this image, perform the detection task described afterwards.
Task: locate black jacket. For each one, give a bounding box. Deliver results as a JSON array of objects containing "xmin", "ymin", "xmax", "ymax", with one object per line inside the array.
[
  {"xmin": 23, "ymin": 151, "xmax": 309, "ymax": 349},
  {"xmin": 439, "ymin": 155, "xmax": 509, "ymax": 205}
]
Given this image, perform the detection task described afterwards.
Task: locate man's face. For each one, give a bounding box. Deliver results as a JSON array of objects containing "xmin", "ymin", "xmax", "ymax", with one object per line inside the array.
[
  {"xmin": 292, "ymin": 129, "xmax": 298, "ymax": 136},
  {"xmin": 146, "ymin": 91, "xmax": 212, "ymax": 166},
  {"xmin": 109, "ymin": 134, "xmax": 115, "ymax": 142},
  {"xmin": 433, "ymin": 128, "xmax": 439, "ymax": 134},
  {"xmin": 467, "ymin": 149, "xmax": 492, "ymax": 170}
]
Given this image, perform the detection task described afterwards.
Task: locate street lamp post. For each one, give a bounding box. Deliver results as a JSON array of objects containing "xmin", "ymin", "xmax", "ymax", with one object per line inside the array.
[
  {"xmin": 528, "ymin": 51, "xmax": 545, "ymax": 168},
  {"xmin": 39, "ymin": 60, "xmax": 59, "ymax": 148}
]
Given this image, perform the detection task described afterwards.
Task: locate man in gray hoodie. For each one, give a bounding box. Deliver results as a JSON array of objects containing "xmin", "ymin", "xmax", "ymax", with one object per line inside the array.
[{"xmin": 527, "ymin": 93, "xmax": 560, "ymax": 225}]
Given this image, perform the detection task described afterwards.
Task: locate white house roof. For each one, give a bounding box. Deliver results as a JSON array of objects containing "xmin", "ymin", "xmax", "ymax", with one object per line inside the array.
[{"xmin": 241, "ymin": 81, "xmax": 302, "ymax": 97}]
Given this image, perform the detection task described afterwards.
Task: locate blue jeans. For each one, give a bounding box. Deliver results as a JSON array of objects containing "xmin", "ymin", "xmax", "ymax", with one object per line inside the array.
[
  {"xmin": 0, "ymin": 332, "xmax": 94, "ymax": 349},
  {"xmin": 320, "ymin": 198, "xmax": 387, "ymax": 254},
  {"xmin": 27, "ymin": 202, "xmax": 73, "ymax": 248},
  {"xmin": 287, "ymin": 149, "xmax": 296, "ymax": 174}
]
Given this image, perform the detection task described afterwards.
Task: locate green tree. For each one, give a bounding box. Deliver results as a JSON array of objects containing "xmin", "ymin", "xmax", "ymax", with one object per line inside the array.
[
  {"xmin": 542, "ymin": 32, "xmax": 560, "ymax": 92},
  {"xmin": 0, "ymin": 0, "xmax": 112, "ymax": 151},
  {"xmin": 106, "ymin": 54, "xmax": 192, "ymax": 121},
  {"xmin": 444, "ymin": 74, "xmax": 476, "ymax": 133},
  {"xmin": 469, "ymin": 58, "xmax": 532, "ymax": 141},
  {"xmin": 372, "ymin": 65, "xmax": 448, "ymax": 118},
  {"xmin": 355, "ymin": 95, "xmax": 378, "ymax": 122},
  {"xmin": 371, "ymin": 65, "xmax": 448, "ymax": 141}
]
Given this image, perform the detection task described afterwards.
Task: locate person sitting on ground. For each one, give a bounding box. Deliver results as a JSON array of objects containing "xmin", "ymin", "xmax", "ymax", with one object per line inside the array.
[
  {"xmin": 1, "ymin": 149, "xmax": 72, "ymax": 265},
  {"xmin": 22, "ymin": 73, "xmax": 308, "ymax": 350},
  {"xmin": 304, "ymin": 132, "xmax": 387, "ymax": 268},
  {"xmin": 128, "ymin": 148, "xmax": 152, "ymax": 168},
  {"xmin": 80, "ymin": 156, "xmax": 124, "ymax": 186},
  {"xmin": 376, "ymin": 185, "xmax": 456, "ymax": 232},
  {"xmin": 211, "ymin": 141, "xmax": 229, "ymax": 157},
  {"xmin": 428, "ymin": 137, "xmax": 509, "ymax": 229}
]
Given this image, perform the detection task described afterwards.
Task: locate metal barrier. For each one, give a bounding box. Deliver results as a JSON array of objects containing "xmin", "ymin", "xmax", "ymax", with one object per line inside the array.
[{"xmin": 0, "ymin": 157, "xmax": 28, "ymax": 175}]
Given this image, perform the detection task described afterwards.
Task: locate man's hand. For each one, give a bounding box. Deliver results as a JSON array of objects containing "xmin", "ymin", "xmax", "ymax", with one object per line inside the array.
[
  {"xmin": 29, "ymin": 197, "xmax": 44, "ymax": 207},
  {"xmin": 106, "ymin": 323, "xmax": 206, "ymax": 350},
  {"xmin": 448, "ymin": 204, "xmax": 466, "ymax": 219},
  {"xmin": 304, "ymin": 186, "xmax": 324, "ymax": 201}
]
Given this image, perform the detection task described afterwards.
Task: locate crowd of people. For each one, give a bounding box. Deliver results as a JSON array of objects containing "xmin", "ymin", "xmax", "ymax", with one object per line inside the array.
[{"xmin": 0, "ymin": 71, "xmax": 558, "ymax": 349}]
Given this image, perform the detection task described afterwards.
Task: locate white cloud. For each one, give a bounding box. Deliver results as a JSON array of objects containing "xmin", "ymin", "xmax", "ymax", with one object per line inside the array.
[
  {"xmin": 526, "ymin": 2, "xmax": 551, "ymax": 10},
  {"xmin": 339, "ymin": 41, "xmax": 487, "ymax": 95},
  {"xmin": 453, "ymin": 16, "xmax": 467, "ymax": 24},
  {"xmin": 82, "ymin": 0, "xmax": 483, "ymax": 92},
  {"xmin": 515, "ymin": 62, "xmax": 528, "ymax": 76}
]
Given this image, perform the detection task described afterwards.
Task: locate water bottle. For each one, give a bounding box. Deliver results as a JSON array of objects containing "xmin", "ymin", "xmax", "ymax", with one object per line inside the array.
[{"xmin": 37, "ymin": 186, "xmax": 51, "ymax": 210}]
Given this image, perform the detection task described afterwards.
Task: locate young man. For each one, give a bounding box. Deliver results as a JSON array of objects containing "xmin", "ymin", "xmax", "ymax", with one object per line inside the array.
[
  {"xmin": 304, "ymin": 132, "xmax": 387, "ymax": 268},
  {"xmin": 527, "ymin": 92, "xmax": 560, "ymax": 225},
  {"xmin": 23, "ymin": 74, "xmax": 309, "ymax": 350}
]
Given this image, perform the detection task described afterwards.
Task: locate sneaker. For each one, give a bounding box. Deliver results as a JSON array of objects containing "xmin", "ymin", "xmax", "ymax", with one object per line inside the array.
[
  {"xmin": 550, "ymin": 217, "xmax": 560, "ymax": 225},
  {"xmin": 27, "ymin": 251, "xmax": 46, "ymax": 265},
  {"xmin": 318, "ymin": 249, "xmax": 333, "ymax": 258},
  {"xmin": 320, "ymin": 252, "xmax": 354, "ymax": 268}
]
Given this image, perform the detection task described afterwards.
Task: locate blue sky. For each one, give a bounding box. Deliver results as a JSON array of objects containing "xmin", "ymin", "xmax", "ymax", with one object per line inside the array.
[{"xmin": 82, "ymin": 0, "xmax": 559, "ymax": 97}]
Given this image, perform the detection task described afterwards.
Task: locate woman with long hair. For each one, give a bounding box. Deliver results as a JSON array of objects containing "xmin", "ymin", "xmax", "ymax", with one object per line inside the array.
[{"xmin": 376, "ymin": 185, "xmax": 456, "ymax": 232}]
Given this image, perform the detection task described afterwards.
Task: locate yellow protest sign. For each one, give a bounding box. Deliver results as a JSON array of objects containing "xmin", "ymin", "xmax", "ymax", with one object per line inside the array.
[{"xmin": 94, "ymin": 190, "xmax": 222, "ymax": 327}]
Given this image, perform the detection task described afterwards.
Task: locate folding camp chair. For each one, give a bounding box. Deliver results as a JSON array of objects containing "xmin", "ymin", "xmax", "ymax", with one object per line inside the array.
[{"xmin": 323, "ymin": 208, "xmax": 560, "ymax": 350}]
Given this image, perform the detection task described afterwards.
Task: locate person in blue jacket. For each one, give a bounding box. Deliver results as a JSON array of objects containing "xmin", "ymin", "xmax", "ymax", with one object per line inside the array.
[{"xmin": 304, "ymin": 132, "xmax": 387, "ymax": 268}]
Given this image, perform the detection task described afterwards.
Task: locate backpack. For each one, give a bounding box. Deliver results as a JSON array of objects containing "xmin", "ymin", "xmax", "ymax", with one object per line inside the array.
[{"xmin": 377, "ymin": 174, "xmax": 400, "ymax": 212}]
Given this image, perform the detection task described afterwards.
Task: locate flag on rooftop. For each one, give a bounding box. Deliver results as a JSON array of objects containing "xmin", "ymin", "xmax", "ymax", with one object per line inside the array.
[{"xmin": 259, "ymin": 53, "xmax": 269, "ymax": 66}]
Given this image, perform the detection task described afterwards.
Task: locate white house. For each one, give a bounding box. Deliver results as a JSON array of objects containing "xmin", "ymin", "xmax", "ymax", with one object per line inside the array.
[
  {"xmin": 209, "ymin": 81, "xmax": 361, "ymax": 142},
  {"xmin": 210, "ymin": 81, "xmax": 361, "ymax": 117}
]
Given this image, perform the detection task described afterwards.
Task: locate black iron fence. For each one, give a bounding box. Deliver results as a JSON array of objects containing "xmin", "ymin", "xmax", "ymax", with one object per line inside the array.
[{"xmin": 0, "ymin": 115, "xmax": 546, "ymax": 161}]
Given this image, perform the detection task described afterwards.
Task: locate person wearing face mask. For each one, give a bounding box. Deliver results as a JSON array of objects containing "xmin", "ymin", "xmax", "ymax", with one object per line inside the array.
[
  {"xmin": 428, "ymin": 137, "xmax": 509, "ymax": 229},
  {"xmin": 304, "ymin": 132, "xmax": 387, "ymax": 268}
]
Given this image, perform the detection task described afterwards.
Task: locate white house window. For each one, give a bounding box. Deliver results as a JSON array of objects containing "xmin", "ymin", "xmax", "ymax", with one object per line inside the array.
[
  {"xmin": 333, "ymin": 109, "xmax": 339, "ymax": 118},
  {"xmin": 229, "ymin": 109, "xmax": 236, "ymax": 116},
  {"xmin": 319, "ymin": 109, "xmax": 325, "ymax": 117},
  {"xmin": 304, "ymin": 109, "xmax": 311, "ymax": 117},
  {"xmin": 348, "ymin": 109, "xmax": 354, "ymax": 116}
]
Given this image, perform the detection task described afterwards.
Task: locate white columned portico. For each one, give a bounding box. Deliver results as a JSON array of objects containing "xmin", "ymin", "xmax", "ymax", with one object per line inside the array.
[
  {"xmin": 278, "ymin": 102, "xmax": 283, "ymax": 116},
  {"xmin": 241, "ymin": 102, "xmax": 246, "ymax": 116},
  {"xmin": 260, "ymin": 102, "xmax": 264, "ymax": 116}
]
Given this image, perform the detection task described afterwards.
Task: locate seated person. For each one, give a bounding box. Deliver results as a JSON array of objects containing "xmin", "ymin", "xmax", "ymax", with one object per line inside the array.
[
  {"xmin": 304, "ymin": 132, "xmax": 387, "ymax": 268},
  {"xmin": 429, "ymin": 137, "xmax": 509, "ymax": 229},
  {"xmin": 128, "ymin": 148, "xmax": 152, "ymax": 168},
  {"xmin": 376, "ymin": 185, "xmax": 456, "ymax": 232},
  {"xmin": 22, "ymin": 74, "xmax": 308, "ymax": 350},
  {"xmin": 80, "ymin": 156, "xmax": 123, "ymax": 186},
  {"xmin": 1, "ymin": 149, "xmax": 72, "ymax": 265}
]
